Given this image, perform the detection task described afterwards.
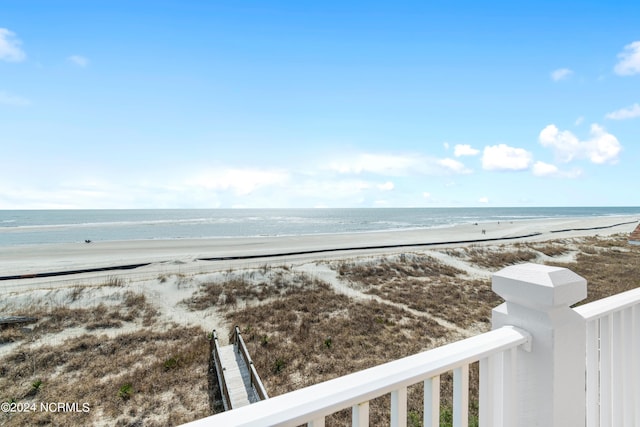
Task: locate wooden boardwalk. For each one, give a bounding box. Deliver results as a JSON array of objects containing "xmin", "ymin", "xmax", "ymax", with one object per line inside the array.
[{"xmin": 216, "ymin": 344, "xmax": 260, "ymax": 409}]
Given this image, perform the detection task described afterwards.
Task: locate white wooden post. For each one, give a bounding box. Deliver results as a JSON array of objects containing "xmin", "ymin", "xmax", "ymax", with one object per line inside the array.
[{"xmin": 491, "ymin": 263, "xmax": 587, "ymax": 427}]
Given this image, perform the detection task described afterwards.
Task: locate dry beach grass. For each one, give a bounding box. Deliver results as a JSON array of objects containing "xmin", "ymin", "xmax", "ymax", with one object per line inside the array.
[{"xmin": 1, "ymin": 231, "xmax": 639, "ymax": 426}]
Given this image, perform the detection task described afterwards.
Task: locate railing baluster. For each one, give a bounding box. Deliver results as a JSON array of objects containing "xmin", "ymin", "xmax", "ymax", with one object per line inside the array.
[
  {"xmin": 612, "ymin": 311, "xmax": 623, "ymax": 427},
  {"xmin": 491, "ymin": 351, "xmax": 504, "ymax": 427},
  {"xmin": 352, "ymin": 401, "xmax": 369, "ymax": 427},
  {"xmin": 600, "ymin": 314, "xmax": 612, "ymax": 426},
  {"xmin": 424, "ymin": 376, "xmax": 440, "ymax": 427},
  {"xmin": 308, "ymin": 417, "xmax": 325, "ymax": 427},
  {"xmin": 453, "ymin": 365, "xmax": 469, "ymax": 427},
  {"xmin": 501, "ymin": 348, "xmax": 517, "ymax": 427},
  {"xmin": 622, "ymin": 307, "xmax": 633, "ymax": 427},
  {"xmin": 633, "ymin": 305, "xmax": 640, "ymax": 427},
  {"xmin": 479, "ymin": 356, "xmax": 493, "ymax": 427},
  {"xmin": 586, "ymin": 319, "xmax": 600, "ymax": 427},
  {"xmin": 390, "ymin": 387, "xmax": 407, "ymax": 427}
]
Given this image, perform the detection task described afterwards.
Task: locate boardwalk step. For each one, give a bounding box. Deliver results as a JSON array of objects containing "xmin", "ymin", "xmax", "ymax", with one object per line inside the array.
[{"xmin": 217, "ymin": 345, "xmax": 259, "ymax": 409}]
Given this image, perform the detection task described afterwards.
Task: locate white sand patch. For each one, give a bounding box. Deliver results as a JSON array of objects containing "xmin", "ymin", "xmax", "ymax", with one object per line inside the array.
[
  {"xmin": 422, "ymin": 249, "xmax": 492, "ymax": 280},
  {"xmin": 295, "ymin": 262, "xmax": 372, "ymax": 301},
  {"xmin": 138, "ymin": 274, "xmax": 226, "ymax": 333}
]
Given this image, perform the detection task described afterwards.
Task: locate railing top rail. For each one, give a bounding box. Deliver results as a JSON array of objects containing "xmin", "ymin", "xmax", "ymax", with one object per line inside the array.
[
  {"xmin": 234, "ymin": 325, "xmax": 269, "ymax": 400},
  {"xmin": 250, "ymin": 363, "xmax": 270, "ymax": 400},
  {"xmin": 234, "ymin": 326, "xmax": 251, "ymax": 362},
  {"xmin": 574, "ymin": 286, "xmax": 640, "ymax": 321},
  {"xmin": 182, "ymin": 325, "xmax": 529, "ymax": 427},
  {"xmin": 211, "ymin": 329, "xmax": 231, "ymax": 411}
]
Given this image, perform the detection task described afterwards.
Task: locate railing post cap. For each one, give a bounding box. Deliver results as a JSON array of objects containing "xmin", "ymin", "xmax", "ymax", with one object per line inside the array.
[{"xmin": 492, "ymin": 263, "xmax": 586, "ymax": 308}]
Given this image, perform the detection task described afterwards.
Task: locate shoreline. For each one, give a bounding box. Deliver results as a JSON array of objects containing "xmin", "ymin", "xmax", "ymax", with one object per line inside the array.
[{"xmin": 0, "ymin": 215, "xmax": 637, "ymax": 282}]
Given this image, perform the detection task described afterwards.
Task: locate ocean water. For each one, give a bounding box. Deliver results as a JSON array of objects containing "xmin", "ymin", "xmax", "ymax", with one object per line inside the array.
[{"xmin": 1, "ymin": 207, "xmax": 639, "ymax": 247}]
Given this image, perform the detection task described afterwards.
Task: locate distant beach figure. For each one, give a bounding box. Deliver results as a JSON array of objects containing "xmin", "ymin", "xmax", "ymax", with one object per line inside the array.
[
  {"xmin": 85, "ymin": 239, "xmax": 92, "ymax": 243},
  {"xmin": 482, "ymin": 229, "xmax": 486, "ymax": 235}
]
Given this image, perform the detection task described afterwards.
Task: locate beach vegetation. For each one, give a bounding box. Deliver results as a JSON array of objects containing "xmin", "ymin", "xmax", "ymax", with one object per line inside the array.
[
  {"xmin": 23, "ymin": 379, "xmax": 43, "ymax": 397},
  {"xmin": 323, "ymin": 336, "xmax": 332, "ymax": 349},
  {"xmin": 68, "ymin": 284, "xmax": 85, "ymax": 302},
  {"xmin": 183, "ymin": 269, "xmax": 317, "ymax": 311},
  {"xmin": 408, "ymin": 409, "xmax": 421, "ymax": 427},
  {"xmin": 272, "ymin": 357, "xmax": 286, "ymax": 374},
  {"xmin": 260, "ymin": 335, "xmax": 270, "ymax": 347},
  {"xmin": 548, "ymin": 236, "xmax": 640, "ymax": 306},
  {"xmin": 0, "ymin": 327, "xmax": 209, "ymax": 425},
  {"xmin": 0, "ymin": 325, "xmax": 26, "ymax": 344},
  {"xmin": 118, "ymin": 383, "xmax": 133, "ymax": 400},
  {"xmin": 464, "ymin": 246, "xmax": 538, "ymax": 269},
  {"xmin": 527, "ymin": 242, "xmax": 571, "ymax": 257},
  {"xmin": 163, "ymin": 356, "xmax": 179, "ymax": 371},
  {"xmin": 104, "ymin": 275, "xmax": 125, "ymax": 287}
]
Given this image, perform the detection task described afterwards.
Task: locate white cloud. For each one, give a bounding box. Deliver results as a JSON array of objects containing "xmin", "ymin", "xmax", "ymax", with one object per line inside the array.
[
  {"xmin": 438, "ymin": 158, "xmax": 472, "ymax": 174},
  {"xmin": 575, "ymin": 116, "xmax": 584, "ymax": 126},
  {"xmin": 377, "ymin": 181, "xmax": 394, "ymax": 191},
  {"xmin": 614, "ymin": 41, "xmax": 640, "ymax": 76},
  {"xmin": 482, "ymin": 144, "xmax": 533, "ymax": 171},
  {"xmin": 422, "ymin": 192, "xmax": 431, "ymax": 199},
  {"xmin": 532, "ymin": 161, "xmax": 558, "ymax": 177},
  {"xmin": 189, "ymin": 168, "xmax": 289, "ymax": 195},
  {"xmin": 68, "ymin": 55, "xmax": 89, "ymax": 67},
  {"xmin": 453, "ymin": 144, "xmax": 480, "ymax": 157},
  {"xmin": 532, "ymin": 161, "xmax": 582, "ymax": 178},
  {"xmin": 328, "ymin": 152, "xmax": 470, "ymax": 176},
  {"xmin": 587, "ymin": 124, "xmax": 622, "ymax": 164},
  {"xmin": 551, "ymin": 68, "xmax": 573, "ymax": 81},
  {"xmin": 605, "ymin": 103, "xmax": 640, "ymax": 120},
  {"xmin": 539, "ymin": 124, "xmax": 581, "ymax": 162},
  {"xmin": 478, "ymin": 197, "xmax": 489, "ymax": 204},
  {"xmin": 538, "ymin": 124, "xmax": 621, "ymax": 164},
  {"xmin": 0, "ymin": 28, "xmax": 25, "ymax": 62},
  {"xmin": 0, "ymin": 91, "xmax": 30, "ymax": 106}
]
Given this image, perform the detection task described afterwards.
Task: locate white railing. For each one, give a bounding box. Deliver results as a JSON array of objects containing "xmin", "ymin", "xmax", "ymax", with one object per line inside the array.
[
  {"xmin": 232, "ymin": 326, "xmax": 269, "ymax": 401},
  {"xmin": 182, "ymin": 263, "xmax": 640, "ymax": 427},
  {"xmin": 210, "ymin": 330, "xmax": 231, "ymax": 411},
  {"xmin": 187, "ymin": 326, "xmax": 529, "ymax": 427},
  {"xmin": 575, "ymin": 287, "xmax": 640, "ymax": 427}
]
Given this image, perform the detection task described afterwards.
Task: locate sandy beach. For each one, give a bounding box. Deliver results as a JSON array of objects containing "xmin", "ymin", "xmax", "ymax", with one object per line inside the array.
[{"xmin": 2, "ymin": 215, "xmax": 637, "ymax": 281}]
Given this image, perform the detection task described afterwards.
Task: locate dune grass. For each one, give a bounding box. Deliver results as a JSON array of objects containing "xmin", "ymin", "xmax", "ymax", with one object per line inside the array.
[
  {"xmin": 336, "ymin": 255, "xmax": 500, "ymax": 329},
  {"xmin": 0, "ymin": 289, "xmax": 207, "ymax": 427},
  {"xmin": 1, "ymin": 328, "xmax": 209, "ymax": 426}
]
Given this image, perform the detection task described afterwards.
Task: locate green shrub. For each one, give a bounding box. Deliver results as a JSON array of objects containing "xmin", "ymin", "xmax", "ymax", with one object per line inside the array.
[{"xmin": 118, "ymin": 383, "xmax": 133, "ymax": 400}]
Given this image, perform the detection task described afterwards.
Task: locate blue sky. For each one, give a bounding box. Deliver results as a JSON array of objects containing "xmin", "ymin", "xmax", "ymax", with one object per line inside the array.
[{"xmin": 1, "ymin": 1, "xmax": 638, "ymax": 208}]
